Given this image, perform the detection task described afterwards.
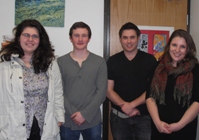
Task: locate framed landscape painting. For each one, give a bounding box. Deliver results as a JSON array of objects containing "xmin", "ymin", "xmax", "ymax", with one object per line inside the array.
[{"xmin": 15, "ymin": 0, "xmax": 65, "ymax": 27}]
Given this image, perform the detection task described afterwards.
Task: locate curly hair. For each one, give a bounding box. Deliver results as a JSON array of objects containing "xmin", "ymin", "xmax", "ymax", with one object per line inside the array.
[{"xmin": 0, "ymin": 19, "xmax": 55, "ymax": 73}]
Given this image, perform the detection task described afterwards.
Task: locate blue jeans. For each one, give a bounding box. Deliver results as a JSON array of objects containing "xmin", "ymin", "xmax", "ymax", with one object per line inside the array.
[
  {"xmin": 110, "ymin": 112, "xmax": 151, "ymax": 140},
  {"xmin": 60, "ymin": 123, "xmax": 101, "ymax": 140}
]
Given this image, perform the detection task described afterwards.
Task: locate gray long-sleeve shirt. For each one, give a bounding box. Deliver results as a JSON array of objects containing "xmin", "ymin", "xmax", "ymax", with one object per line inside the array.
[{"xmin": 57, "ymin": 52, "xmax": 107, "ymax": 130}]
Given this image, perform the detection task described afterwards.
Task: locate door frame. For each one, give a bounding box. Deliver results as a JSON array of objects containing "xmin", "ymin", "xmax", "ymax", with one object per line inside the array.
[
  {"xmin": 102, "ymin": 0, "xmax": 110, "ymax": 139},
  {"xmin": 102, "ymin": 1, "xmax": 191, "ymax": 140}
]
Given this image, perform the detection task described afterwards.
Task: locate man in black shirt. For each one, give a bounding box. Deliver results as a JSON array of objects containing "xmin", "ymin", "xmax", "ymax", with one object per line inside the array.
[{"xmin": 107, "ymin": 22, "xmax": 157, "ymax": 140}]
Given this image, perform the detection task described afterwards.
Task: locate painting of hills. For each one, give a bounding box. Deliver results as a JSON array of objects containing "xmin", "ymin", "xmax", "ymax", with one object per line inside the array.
[{"xmin": 15, "ymin": 0, "xmax": 65, "ymax": 27}]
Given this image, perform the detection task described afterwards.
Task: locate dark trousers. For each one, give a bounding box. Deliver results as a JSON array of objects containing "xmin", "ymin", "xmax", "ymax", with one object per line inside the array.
[
  {"xmin": 110, "ymin": 112, "xmax": 151, "ymax": 140},
  {"xmin": 27, "ymin": 116, "xmax": 41, "ymax": 140}
]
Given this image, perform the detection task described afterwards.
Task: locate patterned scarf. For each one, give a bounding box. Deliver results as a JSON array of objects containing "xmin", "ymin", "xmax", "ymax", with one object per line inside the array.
[{"xmin": 150, "ymin": 56, "xmax": 195, "ymax": 107}]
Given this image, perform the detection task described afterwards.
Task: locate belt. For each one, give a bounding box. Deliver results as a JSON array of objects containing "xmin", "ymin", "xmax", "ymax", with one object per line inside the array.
[{"xmin": 112, "ymin": 108, "xmax": 130, "ymax": 119}]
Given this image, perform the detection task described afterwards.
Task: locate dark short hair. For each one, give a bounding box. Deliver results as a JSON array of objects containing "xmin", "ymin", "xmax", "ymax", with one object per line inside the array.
[
  {"xmin": 162, "ymin": 29, "xmax": 198, "ymax": 64},
  {"xmin": 119, "ymin": 22, "xmax": 140, "ymax": 38},
  {"xmin": 69, "ymin": 21, "xmax": 91, "ymax": 38}
]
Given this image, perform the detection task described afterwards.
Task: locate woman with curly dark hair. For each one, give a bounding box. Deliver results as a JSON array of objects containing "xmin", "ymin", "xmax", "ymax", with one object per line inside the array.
[{"xmin": 0, "ymin": 19, "xmax": 65, "ymax": 140}]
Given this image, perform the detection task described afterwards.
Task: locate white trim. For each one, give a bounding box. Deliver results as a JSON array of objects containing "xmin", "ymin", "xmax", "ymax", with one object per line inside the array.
[{"xmin": 138, "ymin": 26, "xmax": 174, "ymax": 36}]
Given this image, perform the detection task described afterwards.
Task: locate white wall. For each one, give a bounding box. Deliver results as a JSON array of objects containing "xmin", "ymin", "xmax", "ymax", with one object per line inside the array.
[
  {"xmin": 0, "ymin": 0, "xmax": 104, "ymax": 57},
  {"xmin": 190, "ymin": 1, "xmax": 199, "ymax": 139},
  {"xmin": 1, "ymin": 0, "xmax": 199, "ymax": 139},
  {"xmin": 0, "ymin": 0, "xmax": 104, "ymax": 140},
  {"xmin": 190, "ymin": 0, "xmax": 199, "ymax": 59}
]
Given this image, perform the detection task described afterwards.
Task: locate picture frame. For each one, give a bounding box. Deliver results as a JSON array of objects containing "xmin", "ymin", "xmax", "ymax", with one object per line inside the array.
[{"xmin": 138, "ymin": 26, "xmax": 174, "ymax": 60}]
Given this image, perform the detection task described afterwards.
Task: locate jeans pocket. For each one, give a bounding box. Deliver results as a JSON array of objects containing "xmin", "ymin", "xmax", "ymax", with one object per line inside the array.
[
  {"xmin": 143, "ymin": 115, "xmax": 151, "ymax": 121},
  {"xmin": 110, "ymin": 111, "xmax": 118, "ymax": 122},
  {"xmin": 0, "ymin": 115, "xmax": 9, "ymax": 139}
]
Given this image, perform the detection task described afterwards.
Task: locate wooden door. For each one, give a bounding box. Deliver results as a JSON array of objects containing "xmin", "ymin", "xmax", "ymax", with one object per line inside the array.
[
  {"xmin": 103, "ymin": 0, "xmax": 189, "ymax": 140},
  {"xmin": 110, "ymin": 0, "xmax": 188, "ymax": 56}
]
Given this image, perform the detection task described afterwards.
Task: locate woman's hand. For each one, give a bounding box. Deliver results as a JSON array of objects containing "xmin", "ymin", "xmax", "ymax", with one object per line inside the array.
[
  {"xmin": 168, "ymin": 122, "xmax": 184, "ymax": 132},
  {"xmin": 155, "ymin": 121, "xmax": 171, "ymax": 134}
]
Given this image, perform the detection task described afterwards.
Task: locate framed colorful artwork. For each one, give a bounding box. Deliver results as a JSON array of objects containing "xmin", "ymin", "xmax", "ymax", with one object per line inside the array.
[{"xmin": 138, "ymin": 26, "xmax": 174, "ymax": 60}]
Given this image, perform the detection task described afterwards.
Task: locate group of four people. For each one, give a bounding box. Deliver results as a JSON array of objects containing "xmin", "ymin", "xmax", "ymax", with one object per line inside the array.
[{"xmin": 0, "ymin": 19, "xmax": 199, "ymax": 140}]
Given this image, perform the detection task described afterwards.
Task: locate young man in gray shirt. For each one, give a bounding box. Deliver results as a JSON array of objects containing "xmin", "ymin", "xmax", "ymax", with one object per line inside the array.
[{"xmin": 57, "ymin": 21, "xmax": 107, "ymax": 140}]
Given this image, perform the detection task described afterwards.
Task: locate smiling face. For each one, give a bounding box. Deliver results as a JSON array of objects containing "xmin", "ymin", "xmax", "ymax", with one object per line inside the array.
[
  {"xmin": 20, "ymin": 27, "xmax": 40, "ymax": 56},
  {"xmin": 120, "ymin": 29, "xmax": 139, "ymax": 54},
  {"xmin": 169, "ymin": 36, "xmax": 187, "ymax": 67},
  {"xmin": 70, "ymin": 28, "xmax": 90, "ymax": 51}
]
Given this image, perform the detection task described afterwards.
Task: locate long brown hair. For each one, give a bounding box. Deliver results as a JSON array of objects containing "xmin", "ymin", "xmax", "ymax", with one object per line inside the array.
[
  {"xmin": 0, "ymin": 19, "xmax": 55, "ymax": 74},
  {"xmin": 160, "ymin": 29, "xmax": 198, "ymax": 65}
]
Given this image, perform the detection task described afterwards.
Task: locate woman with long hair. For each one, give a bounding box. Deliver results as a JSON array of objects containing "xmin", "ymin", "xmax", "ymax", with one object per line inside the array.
[
  {"xmin": 0, "ymin": 19, "xmax": 65, "ymax": 140},
  {"xmin": 146, "ymin": 29, "xmax": 199, "ymax": 140}
]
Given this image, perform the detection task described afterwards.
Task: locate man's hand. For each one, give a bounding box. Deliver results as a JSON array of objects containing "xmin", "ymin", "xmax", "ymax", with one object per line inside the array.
[
  {"xmin": 120, "ymin": 102, "xmax": 140, "ymax": 117},
  {"xmin": 128, "ymin": 108, "xmax": 140, "ymax": 117},
  {"xmin": 58, "ymin": 122, "xmax": 63, "ymax": 126},
  {"xmin": 120, "ymin": 102, "xmax": 133, "ymax": 115},
  {"xmin": 71, "ymin": 112, "xmax": 85, "ymax": 126}
]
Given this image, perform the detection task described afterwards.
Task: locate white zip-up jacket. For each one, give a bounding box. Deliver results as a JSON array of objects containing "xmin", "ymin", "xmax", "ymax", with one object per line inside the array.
[{"xmin": 0, "ymin": 54, "xmax": 65, "ymax": 140}]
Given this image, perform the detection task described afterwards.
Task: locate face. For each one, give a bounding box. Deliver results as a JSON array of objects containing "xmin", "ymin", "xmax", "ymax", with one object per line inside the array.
[
  {"xmin": 70, "ymin": 28, "xmax": 90, "ymax": 51},
  {"xmin": 169, "ymin": 36, "xmax": 187, "ymax": 67},
  {"xmin": 20, "ymin": 27, "xmax": 40, "ymax": 56},
  {"xmin": 120, "ymin": 29, "xmax": 139, "ymax": 53}
]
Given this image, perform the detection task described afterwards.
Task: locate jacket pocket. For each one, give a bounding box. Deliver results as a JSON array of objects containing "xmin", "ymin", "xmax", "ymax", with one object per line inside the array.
[{"xmin": 0, "ymin": 115, "xmax": 9, "ymax": 140}]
